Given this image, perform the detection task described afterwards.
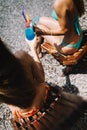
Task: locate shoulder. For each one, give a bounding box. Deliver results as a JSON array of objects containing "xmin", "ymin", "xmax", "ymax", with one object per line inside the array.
[
  {"xmin": 14, "ymin": 50, "xmax": 36, "ymax": 71},
  {"xmin": 15, "ymin": 50, "xmax": 33, "ymax": 62},
  {"xmin": 15, "ymin": 50, "xmax": 28, "ymax": 58},
  {"xmin": 54, "ymin": 0, "xmax": 73, "ymax": 10},
  {"xmin": 54, "ymin": 0, "xmax": 74, "ymax": 17}
]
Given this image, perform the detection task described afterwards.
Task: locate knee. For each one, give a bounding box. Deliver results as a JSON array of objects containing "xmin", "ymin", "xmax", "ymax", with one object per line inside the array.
[{"xmin": 38, "ymin": 16, "xmax": 48, "ymax": 24}]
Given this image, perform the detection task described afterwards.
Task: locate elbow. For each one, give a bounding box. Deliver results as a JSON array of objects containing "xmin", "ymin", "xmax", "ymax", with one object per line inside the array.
[
  {"xmin": 64, "ymin": 28, "xmax": 69, "ymax": 34},
  {"xmin": 61, "ymin": 28, "xmax": 69, "ymax": 35}
]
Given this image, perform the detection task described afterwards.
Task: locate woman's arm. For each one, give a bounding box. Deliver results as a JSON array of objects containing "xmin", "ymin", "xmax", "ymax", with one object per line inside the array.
[
  {"xmin": 34, "ymin": 1, "xmax": 71, "ymax": 36},
  {"xmin": 34, "ymin": 15, "xmax": 70, "ymax": 36}
]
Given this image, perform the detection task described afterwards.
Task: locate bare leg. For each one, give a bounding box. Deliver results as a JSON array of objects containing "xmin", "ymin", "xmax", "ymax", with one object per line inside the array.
[
  {"xmin": 35, "ymin": 36, "xmax": 44, "ymax": 58},
  {"xmin": 36, "ymin": 16, "xmax": 82, "ymax": 55},
  {"xmin": 26, "ymin": 36, "xmax": 43, "ymax": 58},
  {"xmin": 37, "ymin": 16, "xmax": 64, "ymax": 46}
]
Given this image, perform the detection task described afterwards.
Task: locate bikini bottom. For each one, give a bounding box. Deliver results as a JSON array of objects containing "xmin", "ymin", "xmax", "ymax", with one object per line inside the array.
[{"xmin": 61, "ymin": 35, "xmax": 83, "ymax": 49}]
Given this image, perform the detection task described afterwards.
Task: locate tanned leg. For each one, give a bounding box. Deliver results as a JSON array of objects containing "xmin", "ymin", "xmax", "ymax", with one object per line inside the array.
[{"xmin": 35, "ymin": 36, "xmax": 44, "ymax": 58}]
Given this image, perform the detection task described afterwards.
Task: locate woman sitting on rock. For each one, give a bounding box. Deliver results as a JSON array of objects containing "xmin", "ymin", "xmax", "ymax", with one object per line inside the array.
[{"xmin": 34, "ymin": 0, "xmax": 85, "ymax": 55}]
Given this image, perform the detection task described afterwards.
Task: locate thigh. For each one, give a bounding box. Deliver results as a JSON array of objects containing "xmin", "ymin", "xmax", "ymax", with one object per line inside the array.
[
  {"xmin": 36, "ymin": 21, "xmax": 63, "ymax": 45},
  {"xmin": 60, "ymin": 46, "xmax": 78, "ymax": 54},
  {"xmin": 37, "ymin": 17, "xmax": 63, "ymax": 46},
  {"xmin": 39, "ymin": 16, "xmax": 60, "ymax": 29},
  {"xmin": 43, "ymin": 35, "xmax": 63, "ymax": 46}
]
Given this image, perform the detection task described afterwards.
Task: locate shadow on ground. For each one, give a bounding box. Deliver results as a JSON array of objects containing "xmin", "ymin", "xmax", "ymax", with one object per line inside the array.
[
  {"xmin": 47, "ymin": 78, "xmax": 79, "ymax": 95},
  {"xmin": 70, "ymin": 53, "xmax": 87, "ymax": 74},
  {"xmin": 62, "ymin": 75, "xmax": 79, "ymax": 94}
]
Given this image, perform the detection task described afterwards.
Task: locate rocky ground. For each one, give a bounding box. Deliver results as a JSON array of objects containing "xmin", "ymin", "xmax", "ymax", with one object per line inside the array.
[{"xmin": 0, "ymin": 0, "xmax": 87, "ymax": 130}]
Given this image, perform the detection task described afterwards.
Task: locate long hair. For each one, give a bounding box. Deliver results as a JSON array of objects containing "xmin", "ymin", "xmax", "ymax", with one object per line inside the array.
[
  {"xmin": 73, "ymin": 0, "xmax": 85, "ymax": 17},
  {"xmin": 0, "ymin": 39, "xmax": 36, "ymax": 108}
]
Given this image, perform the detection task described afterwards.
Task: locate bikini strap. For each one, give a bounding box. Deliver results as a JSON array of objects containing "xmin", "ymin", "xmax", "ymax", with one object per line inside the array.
[{"xmin": 73, "ymin": 16, "xmax": 82, "ymax": 35}]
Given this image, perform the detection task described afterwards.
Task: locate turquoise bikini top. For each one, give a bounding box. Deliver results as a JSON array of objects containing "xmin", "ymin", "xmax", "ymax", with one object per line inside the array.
[
  {"xmin": 52, "ymin": 10, "xmax": 82, "ymax": 35},
  {"xmin": 52, "ymin": 10, "xmax": 58, "ymax": 21},
  {"xmin": 73, "ymin": 16, "xmax": 82, "ymax": 35}
]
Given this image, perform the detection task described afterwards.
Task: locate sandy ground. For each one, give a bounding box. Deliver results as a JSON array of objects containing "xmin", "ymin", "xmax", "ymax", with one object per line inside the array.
[{"xmin": 0, "ymin": 0, "xmax": 87, "ymax": 130}]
